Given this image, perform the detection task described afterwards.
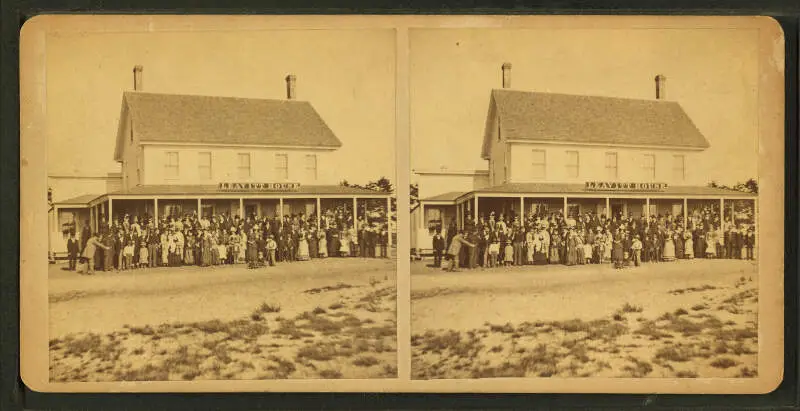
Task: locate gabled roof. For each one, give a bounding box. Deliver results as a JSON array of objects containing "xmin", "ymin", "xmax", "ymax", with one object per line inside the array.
[
  {"xmin": 114, "ymin": 91, "xmax": 342, "ymax": 160},
  {"xmin": 481, "ymin": 89, "xmax": 710, "ymax": 158}
]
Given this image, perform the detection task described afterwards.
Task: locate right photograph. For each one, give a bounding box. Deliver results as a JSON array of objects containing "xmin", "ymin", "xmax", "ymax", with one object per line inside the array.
[{"xmin": 409, "ymin": 26, "xmax": 760, "ymax": 379}]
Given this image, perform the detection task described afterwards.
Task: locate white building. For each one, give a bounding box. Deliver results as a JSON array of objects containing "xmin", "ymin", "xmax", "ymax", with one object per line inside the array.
[
  {"xmin": 50, "ymin": 66, "xmax": 391, "ymax": 258},
  {"xmin": 411, "ymin": 63, "xmax": 757, "ymax": 252}
]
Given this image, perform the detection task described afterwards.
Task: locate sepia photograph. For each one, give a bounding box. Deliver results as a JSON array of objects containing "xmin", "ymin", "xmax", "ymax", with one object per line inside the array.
[
  {"xmin": 20, "ymin": 15, "xmax": 784, "ymax": 394},
  {"xmin": 33, "ymin": 21, "xmax": 398, "ymax": 382},
  {"xmin": 409, "ymin": 24, "xmax": 779, "ymax": 381}
]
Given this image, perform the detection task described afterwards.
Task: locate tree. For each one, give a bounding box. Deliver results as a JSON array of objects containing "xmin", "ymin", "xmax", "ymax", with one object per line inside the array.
[
  {"xmin": 410, "ymin": 183, "xmax": 419, "ymax": 209},
  {"xmin": 707, "ymin": 178, "xmax": 758, "ymax": 194},
  {"xmin": 340, "ymin": 177, "xmax": 397, "ymax": 217}
]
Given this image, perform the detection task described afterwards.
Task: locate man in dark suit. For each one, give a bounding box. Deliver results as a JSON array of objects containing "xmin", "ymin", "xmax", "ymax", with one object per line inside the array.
[
  {"xmin": 432, "ymin": 230, "xmax": 445, "ymax": 267},
  {"xmin": 67, "ymin": 231, "xmax": 79, "ymax": 271}
]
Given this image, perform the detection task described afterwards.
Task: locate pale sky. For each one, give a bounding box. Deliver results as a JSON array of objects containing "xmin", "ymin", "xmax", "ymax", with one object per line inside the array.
[
  {"xmin": 45, "ymin": 28, "xmax": 396, "ymax": 185},
  {"xmin": 410, "ymin": 28, "xmax": 760, "ymax": 186}
]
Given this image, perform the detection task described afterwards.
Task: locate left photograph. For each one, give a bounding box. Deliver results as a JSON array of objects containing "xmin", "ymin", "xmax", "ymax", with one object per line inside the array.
[{"xmin": 44, "ymin": 26, "xmax": 397, "ymax": 381}]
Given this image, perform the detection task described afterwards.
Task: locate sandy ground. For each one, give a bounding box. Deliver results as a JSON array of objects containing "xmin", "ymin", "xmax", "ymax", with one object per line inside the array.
[
  {"xmin": 411, "ymin": 259, "xmax": 758, "ymax": 379},
  {"xmin": 48, "ymin": 258, "xmax": 397, "ymax": 381}
]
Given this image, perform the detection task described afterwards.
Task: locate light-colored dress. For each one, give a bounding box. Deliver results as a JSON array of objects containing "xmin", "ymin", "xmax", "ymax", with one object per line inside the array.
[
  {"xmin": 663, "ymin": 233, "xmax": 676, "ymax": 261},
  {"xmin": 684, "ymin": 233, "xmax": 694, "ymax": 259},
  {"xmin": 339, "ymin": 230, "xmax": 350, "ymax": 256},
  {"xmin": 318, "ymin": 232, "xmax": 328, "ymax": 257},
  {"xmin": 297, "ymin": 231, "xmax": 310, "ymax": 261}
]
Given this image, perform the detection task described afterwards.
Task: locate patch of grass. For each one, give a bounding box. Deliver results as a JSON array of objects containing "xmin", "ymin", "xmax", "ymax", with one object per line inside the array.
[
  {"xmin": 674, "ymin": 308, "xmax": 689, "ymax": 316},
  {"xmin": 691, "ymin": 304, "xmax": 708, "ymax": 311},
  {"xmin": 62, "ymin": 333, "xmax": 102, "ymax": 357},
  {"xmin": 304, "ymin": 283, "xmax": 355, "ymax": 294},
  {"xmin": 621, "ymin": 303, "xmax": 644, "ymax": 313},
  {"xmin": 675, "ymin": 370, "xmax": 699, "ymax": 378},
  {"xmin": 311, "ymin": 306, "xmax": 327, "ymax": 315},
  {"xmin": 257, "ymin": 302, "xmax": 282, "ymax": 313},
  {"xmin": 710, "ymin": 357, "xmax": 739, "ymax": 369},
  {"xmin": 623, "ymin": 356, "xmax": 653, "ymax": 377},
  {"xmin": 274, "ymin": 319, "xmax": 315, "ymax": 340},
  {"xmin": 131, "ymin": 348, "xmax": 145, "ymax": 355},
  {"xmin": 612, "ymin": 313, "xmax": 626, "ymax": 322},
  {"xmin": 352, "ymin": 356, "xmax": 380, "ymax": 367},
  {"xmin": 488, "ymin": 323, "xmax": 515, "ymax": 333},
  {"xmin": 264, "ymin": 355, "xmax": 297, "ymax": 379},
  {"xmin": 634, "ymin": 322, "xmax": 674, "ymax": 340},
  {"xmin": 737, "ymin": 367, "xmax": 758, "ymax": 377},
  {"xmin": 113, "ymin": 364, "xmax": 170, "ymax": 381},
  {"xmin": 318, "ymin": 369, "xmax": 343, "ymax": 379},
  {"xmin": 296, "ymin": 343, "xmax": 340, "ymax": 361},
  {"xmin": 668, "ymin": 285, "xmax": 717, "ymax": 295},
  {"xmin": 489, "ymin": 345, "xmax": 504, "ymax": 353},
  {"xmin": 328, "ymin": 302, "xmax": 344, "ymax": 310},
  {"xmin": 654, "ymin": 345, "xmax": 694, "ymax": 362}
]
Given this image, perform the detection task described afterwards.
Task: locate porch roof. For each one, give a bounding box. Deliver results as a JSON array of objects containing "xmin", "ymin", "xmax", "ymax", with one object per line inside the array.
[
  {"xmin": 54, "ymin": 194, "xmax": 102, "ymax": 208},
  {"xmin": 420, "ymin": 183, "xmax": 756, "ymax": 205}
]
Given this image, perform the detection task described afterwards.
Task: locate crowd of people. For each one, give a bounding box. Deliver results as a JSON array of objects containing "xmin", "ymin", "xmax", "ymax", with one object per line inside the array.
[
  {"xmin": 67, "ymin": 205, "xmax": 391, "ymax": 275},
  {"xmin": 432, "ymin": 206, "xmax": 756, "ymax": 272}
]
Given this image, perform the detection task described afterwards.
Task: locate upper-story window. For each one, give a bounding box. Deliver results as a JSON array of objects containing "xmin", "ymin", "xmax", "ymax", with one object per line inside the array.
[
  {"xmin": 531, "ymin": 149, "xmax": 546, "ymax": 180},
  {"xmin": 305, "ymin": 154, "xmax": 318, "ymax": 181},
  {"xmin": 275, "ymin": 153, "xmax": 289, "ymax": 180},
  {"xmin": 672, "ymin": 154, "xmax": 685, "ymax": 181},
  {"xmin": 565, "ymin": 150, "xmax": 579, "ymax": 178},
  {"xmin": 642, "ymin": 154, "xmax": 656, "ymax": 179},
  {"xmin": 605, "ymin": 152, "xmax": 618, "ymax": 179},
  {"xmin": 198, "ymin": 152, "xmax": 212, "ymax": 180},
  {"xmin": 165, "ymin": 152, "xmax": 179, "ymax": 179},
  {"xmin": 237, "ymin": 153, "xmax": 251, "ymax": 179}
]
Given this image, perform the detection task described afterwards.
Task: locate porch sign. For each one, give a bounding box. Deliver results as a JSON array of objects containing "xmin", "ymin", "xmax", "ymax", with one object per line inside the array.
[
  {"xmin": 218, "ymin": 182, "xmax": 301, "ymax": 192},
  {"xmin": 585, "ymin": 181, "xmax": 668, "ymax": 192}
]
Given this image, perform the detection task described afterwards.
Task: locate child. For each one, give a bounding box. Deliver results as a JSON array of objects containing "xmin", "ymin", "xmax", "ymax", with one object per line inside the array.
[
  {"xmin": 503, "ymin": 238, "xmax": 513, "ymax": 267},
  {"xmin": 123, "ymin": 239, "xmax": 134, "ymax": 270},
  {"xmin": 266, "ymin": 235, "xmax": 278, "ymax": 266},
  {"xmin": 488, "ymin": 234, "xmax": 499, "ymax": 268},
  {"xmin": 66, "ymin": 231, "xmax": 79, "ymax": 271},
  {"xmin": 631, "ymin": 235, "xmax": 643, "ymax": 267},
  {"xmin": 139, "ymin": 241, "xmax": 149, "ymax": 268}
]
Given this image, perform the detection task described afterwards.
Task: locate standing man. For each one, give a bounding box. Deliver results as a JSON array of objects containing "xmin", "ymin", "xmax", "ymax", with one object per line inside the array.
[
  {"xmin": 446, "ymin": 230, "xmax": 476, "ymax": 272},
  {"xmin": 432, "ymin": 230, "xmax": 445, "ymax": 267},
  {"xmin": 66, "ymin": 231, "xmax": 79, "ymax": 271},
  {"xmin": 80, "ymin": 220, "xmax": 91, "ymax": 253},
  {"xmin": 81, "ymin": 232, "xmax": 110, "ymax": 275}
]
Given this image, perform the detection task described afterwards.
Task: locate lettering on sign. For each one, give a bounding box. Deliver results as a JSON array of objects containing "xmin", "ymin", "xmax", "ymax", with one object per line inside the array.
[
  {"xmin": 584, "ymin": 181, "xmax": 668, "ymax": 192},
  {"xmin": 218, "ymin": 182, "xmax": 301, "ymax": 192}
]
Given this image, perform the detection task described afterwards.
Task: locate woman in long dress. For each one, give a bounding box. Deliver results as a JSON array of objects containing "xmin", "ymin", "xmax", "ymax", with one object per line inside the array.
[
  {"xmin": 201, "ymin": 231, "xmax": 212, "ymax": 266},
  {"xmin": 662, "ymin": 230, "xmax": 676, "ymax": 261},
  {"xmin": 575, "ymin": 234, "xmax": 585, "ymax": 265},
  {"xmin": 317, "ymin": 230, "xmax": 328, "ymax": 258},
  {"xmin": 705, "ymin": 230, "xmax": 717, "ymax": 258},
  {"xmin": 534, "ymin": 235, "xmax": 548, "ymax": 265},
  {"xmin": 566, "ymin": 231, "xmax": 578, "ymax": 266},
  {"xmin": 238, "ymin": 230, "xmax": 247, "ymax": 263},
  {"xmin": 684, "ymin": 230, "xmax": 694, "ymax": 259},
  {"xmin": 611, "ymin": 234, "xmax": 624, "ymax": 268},
  {"xmin": 308, "ymin": 228, "xmax": 318, "ymax": 259},
  {"xmin": 525, "ymin": 230, "xmax": 535, "ymax": 264},
  {"xmin": 339, "ymin": 229, "xmax": 350, "ymax": 257},
  {"xmin": 297, "ymin": 229, "xmax": 310, "ymax": 261},
  {"xmin": 674, "ymin": 230, "xmax": 684, "ymax": 259},
  {"xmin": 549, "ymin": 231, "xmax": 561, "ymax": 264}
]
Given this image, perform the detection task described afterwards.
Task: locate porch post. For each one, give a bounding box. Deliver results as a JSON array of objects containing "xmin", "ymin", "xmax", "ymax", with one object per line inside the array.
[
  {"xmin": 108, "ymin": 198, "xmax": 113, "ymax": 226},
  {"xmin": 519, "ymin": 196, "xmax": 525, "ymax": 220},
  {"xmin": 316, "ymin": 197, "xmax": 321, "ymax": 228},
  {"xmin": 386, "ymin": 196, "xmax": 392, "ymax": 247},
  {"xmin": 606, "ymin": 197, "xmax": 611, "ymax": 219},
  {"xmin": 419, "ymin": 203, "xmax": 425, "ymax": 230},
  {"xmin": 239, "ymin": 198, "xmax": 244, "ymax": 219},
  {"xmin": 563, "ymin": 196, "xmax": 568, "ymax": 218},
  {"xmin": 720, "ymin": 198, "xmax": 725, "ymax": 225},
  {"xmin": 93, "ymin": 205, "xmax": 99, "ymax": 233},
  {"xmin": 645, "ymin": 198, "xmax": 650, "ymax": 218},
  {"xmin": 279, "ymin": 198, "xmax": 284, "ymax": 227},
  {"xmin": 683, "ymin": 198, "xmax": 688, "ymax": 227},
  {"xmin": 154, "ymin": 198, "xmax": 159, "ymax": 224},
  {"xmin": 197, "ymin": 198, "xmax": 202, "ymax": 217},
  {"xmin": 753, "ymin": 197, "xmax": 758, "ymax": 258},
  {"xmin": 474, "ymin": 195, "xmax": 479, "ymax": 224},
  {"xmin": 353, "ymin": 197, "xmax": 358, "ymax": 229}
]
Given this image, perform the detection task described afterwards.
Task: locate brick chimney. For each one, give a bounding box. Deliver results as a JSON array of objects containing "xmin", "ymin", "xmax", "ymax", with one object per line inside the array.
[
  {"xmin": 655, "ymin": 74, "xmax": 666, "ymax": 100},
  {"xmin": 502, "ymin": 62, "xmax": 512, "ymax": 89},
  {"xmin": 133, "ymin": 65, "xmax": 143, "ymax": 91},
  {"xmin": 285, "ymin": 74, "xmax": 296, "ymax": 100}
]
